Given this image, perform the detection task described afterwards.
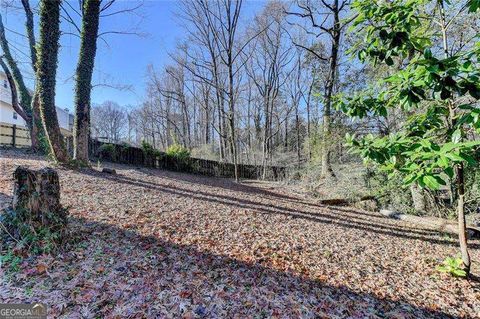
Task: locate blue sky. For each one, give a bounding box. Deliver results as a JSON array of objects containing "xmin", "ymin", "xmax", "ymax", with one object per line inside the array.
[{"xmin": 2, "ymin": 0, "xmax": 266, "ymax": 112}]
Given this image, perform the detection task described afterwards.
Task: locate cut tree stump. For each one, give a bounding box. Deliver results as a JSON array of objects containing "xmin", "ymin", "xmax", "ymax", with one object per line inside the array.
[
  {"xmin": 102, "ymin": 168, "xmax": 116, "ymax": 174},
  {"xmin": 11, "ymin": 166, "xmax": 67, "ymax": 232}
]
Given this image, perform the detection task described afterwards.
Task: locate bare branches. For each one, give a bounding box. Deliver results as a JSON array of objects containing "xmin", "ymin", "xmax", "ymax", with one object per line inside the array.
[
  {"xmin": 91, "ymin": 70, "xmax": 135, "ymax": 92},
  {"xmin": 20, "ymin": 0, "xmax": 37, "ymax": 71},
  {"xmin": 58, "ymin": 0, "xmax": 145, "ymax": 41},
  {"xmin": 100, "ymin": 1, "xmax": 143, "ymax": 17},
  {"xmin": 98, "ymin": 30, "xmax": 147, "ymax": 37},
  {"xmin": 60, "ymin": 2, "xmax": 81, "ymax": 34},
  {"xmin": 291, "ymin": 40, "xmax": 328, "ymax": 61}
]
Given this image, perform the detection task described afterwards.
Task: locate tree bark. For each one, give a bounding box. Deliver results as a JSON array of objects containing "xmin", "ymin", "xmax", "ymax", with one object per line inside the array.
[
  {"xmin": 410, "ymin": 183, "xmax": 427, "ymax": 213},
  {"xmin": 22, "ymin": 0, "xmax": 45, "ymax": 152},
  {"xmin": 296, "ymin": 106, "xmax": 301, "ymax": 163},
  {"xmin": 36, "ymin": 0, "xmax": 69, "ymax": 163},
  {"xmin": 21, "ymin": 0, "xmax": 37, "ymax": 72},
  {"xmin": 73, "ymin": 0, "xmax": 101, "ymax": 163},
  {"xmin": 306, "ymin": 80, "xmax": 313, "ymax": 160},
  {"xmin": 0, "ymin": 14, "xmax": 32, "ymax": 115},
  {"xmin": 227, "ymin": 47, "xmax": 239, "ymax": 181},
  {"xmin": 320, "ymin": 0, "xmax": 340, "ymax": 180},
  {"xmin": 0, "ymin": 59, "xmax": 28, "ymax": 122},
  {"xmin": 12, "ymin": 166, "xmax": 67, "ymax": 236},
  {"xmin": 456, "ymin": 163, "xmax": 471, "ymax": 275},
  {"xmin": 438, "ymin": 0, "xmax": 470, "ymax": 275}
]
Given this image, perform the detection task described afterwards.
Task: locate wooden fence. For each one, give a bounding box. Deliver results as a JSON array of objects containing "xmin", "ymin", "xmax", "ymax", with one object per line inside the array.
[
  {"xmin": 89, "ymin": 139, "xmax": 286, "ymax": 181},
  {"xmin": 1, "ymin": 123, "xmax": 73, "ymax": 149},
  {"xmin": 0, "ymin": 123, "xmax": 31, "ymax": 148},
  {"xmin": 1, "ymin": 127, "xmax": 286, "ymax": 180}
]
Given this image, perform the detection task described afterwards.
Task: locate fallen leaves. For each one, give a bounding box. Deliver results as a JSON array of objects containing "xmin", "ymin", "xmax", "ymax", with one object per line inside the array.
[
  {"xmin": 0, "ymin": 151, "xmax": 479, "ymax": 318},
  {"xmin": 35, "ymin": 263, "xmax": 48, "ymax": 275}
]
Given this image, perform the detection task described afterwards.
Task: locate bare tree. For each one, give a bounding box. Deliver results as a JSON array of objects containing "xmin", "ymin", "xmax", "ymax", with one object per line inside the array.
[
  {"xmin": 245, "ymin": 1, "xmax": 294, "ymax": 176},
  {"xmin": 91, "ymin": 101, "xmax": 127, "ymax": 143},
  {"xmin": 176, "ymin": 0, "xmax": 251, "ymax": 181},
  {"xmin": 177, "ymin": 0, "xmax": 229, "ymax": 161},
  {"xmin": 286, "ymin": 47, "xmax": 306, "ymax": 164},
  {"xmin": 287, "ymin": 0, "xmax": 352, "ymax": 179}
]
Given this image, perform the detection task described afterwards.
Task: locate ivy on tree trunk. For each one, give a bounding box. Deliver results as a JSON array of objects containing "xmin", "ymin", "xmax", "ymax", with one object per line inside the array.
[
  {"xmin": 73, "ymin": 0, "xmax": 101, "ymax": 163},
  {"xmin": 36, "ymin": 0, "xmax": 69, "ymax": 163}
]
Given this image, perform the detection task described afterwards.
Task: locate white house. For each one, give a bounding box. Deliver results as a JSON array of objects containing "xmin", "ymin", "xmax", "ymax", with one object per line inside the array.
[{"xmin": 0, "ymin": 71, "xmax": 73, "ymax": 134}]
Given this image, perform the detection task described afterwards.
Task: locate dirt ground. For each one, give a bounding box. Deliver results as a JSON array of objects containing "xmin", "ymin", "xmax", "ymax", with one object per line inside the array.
[{"xmin": 1, "ymin": 150, "xmax": 479, "ymax": 318}]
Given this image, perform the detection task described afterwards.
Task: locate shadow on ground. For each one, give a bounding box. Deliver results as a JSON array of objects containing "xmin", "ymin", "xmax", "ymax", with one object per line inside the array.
[
  {"xmin": 1, "ymin": 155, "xmax": 476, "ymax": 317},
  {"xmin": 80, "ymin": 168, "xmax": 476, "ymax": 249},
  {"xmin": 39, "ymin": 215, "xmax": 458, "ymax": 317}
]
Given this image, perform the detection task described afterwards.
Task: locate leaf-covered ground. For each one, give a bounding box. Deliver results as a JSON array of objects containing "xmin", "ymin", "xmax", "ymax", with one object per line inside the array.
[{"xmin": 1, "ymin": 150, "xmax": 479, "ymax": 318}]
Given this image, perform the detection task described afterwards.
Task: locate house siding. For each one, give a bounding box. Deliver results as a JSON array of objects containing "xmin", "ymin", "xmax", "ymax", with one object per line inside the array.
[{"xmin": 0, "ymin": 71, "xmax": 72, "ymax": 132}]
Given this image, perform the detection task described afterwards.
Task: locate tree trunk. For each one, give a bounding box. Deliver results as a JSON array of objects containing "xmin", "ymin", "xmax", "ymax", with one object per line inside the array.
[
  {"xmin": 262, "ymin": 96, "xmax": 271, "ymax": 179},
  {"xmin": 21, "ymin": 0, "xmax": 37, "ymax": 71},
  {"xmin": 30, "ymin": 92, "xmax": 42, "ymax": 151},
  {"xmin": 218, "ymin": 102, "xmax": 225, "ymax": 161},
  {"xmin": 12, "ymin": 166, "xmax": 67, "ymax": 236},
  {"xmin": 438, "ymin": 0, "xmax": 470, "ymax": 275},
  {"xmin": 0, "ymin": 59, "xmax": 28, "ymax": 122},
  {"xmin": 321, "ymin": 110, "xmax": 335, "ymax": 178},
  {"xmin": 284, "ymin": 116, "xmax": 288, "ymax": 149},
  {"xmin": 306, "ymin": 83, "xmax": 312, "ymax": 160},
  {"xmin": 229, "ymin": 113, "xmax": 238, "ymax": 181},
  {"xmin": 36, "ymin": 0, "xmax": 69, "ymax": 163},
  {"xmin": 320, "ymin": 0, "xmax": 340, "ymax": 180},
  {"xmin": 456, "ymin": 163, "xmax": 471, "ymax": 275},
  {"xmin": 0, "ymin": 14, "xmax": 32, "ymax": 115},
  {"xmin": 205, "ymin": 106, "xmax": 210, "ymax": 144},
  {"xmin": 410, "ymin": 183, "xmax": 427, "ymax": 213},
  {"xmin": 20, "ymin": 0, "xmax": 44, "ymax": 152},
  {"xmin": 227, "ymin": 42, "xmax": 238, "ymax": 180},
  {"xmin": 296, "ymin": 106, "xmax": 301, "ymax": 164},
  {"xmin": 74, "ymin": 0, "xmax": 101, "ymax": 163}
]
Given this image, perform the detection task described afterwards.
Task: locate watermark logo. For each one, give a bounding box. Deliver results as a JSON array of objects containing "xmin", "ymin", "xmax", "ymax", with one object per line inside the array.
[{"xmin": 0, "ymin": 303, "xmax": 47, "ymax": 319}]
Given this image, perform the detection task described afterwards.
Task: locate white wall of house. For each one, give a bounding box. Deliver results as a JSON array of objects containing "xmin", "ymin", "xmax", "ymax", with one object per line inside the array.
[
  {"xmin": 0, "ymin": 101, "xmax": 27, "ymax": 126},
  {"xmin": 56, "ymin": 107, "xmax": 73, "ymax": 131},
  {"xmin": 0, "ymin": 72, "xmax": 72, "ymax": 131}
]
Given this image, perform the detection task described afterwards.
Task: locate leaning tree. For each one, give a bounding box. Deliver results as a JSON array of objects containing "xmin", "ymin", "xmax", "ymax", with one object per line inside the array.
[{"xmin": 0, "ymin": 0, "xmax": 45, "ymax": 151}]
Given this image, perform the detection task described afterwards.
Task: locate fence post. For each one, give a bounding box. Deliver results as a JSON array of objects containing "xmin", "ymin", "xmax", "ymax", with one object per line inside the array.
[{"xmin": 12, "ymin": 124, "xmax": 16, "ymax": 147}]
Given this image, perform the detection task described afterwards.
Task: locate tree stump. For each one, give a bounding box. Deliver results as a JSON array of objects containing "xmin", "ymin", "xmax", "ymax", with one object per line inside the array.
[
  {"xmin": 102, "ymin": 168, "xmax": 116, "ymax": 175},
  {"xmin": 10, "ymin": 166, "xmax": 67, "ymax": 237}
]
